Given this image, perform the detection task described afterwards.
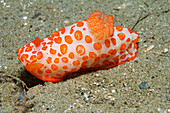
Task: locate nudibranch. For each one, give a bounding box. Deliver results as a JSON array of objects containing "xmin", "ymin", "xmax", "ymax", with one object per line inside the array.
[{"xmin": 18, "ymin": 10, "xmax": 139, "ymax": 82}]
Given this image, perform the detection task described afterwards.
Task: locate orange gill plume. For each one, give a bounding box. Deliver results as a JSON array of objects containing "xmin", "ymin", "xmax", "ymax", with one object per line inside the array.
[{"xmin": 86, "ymin": 10, "xmax": 114, "ymax": 40}]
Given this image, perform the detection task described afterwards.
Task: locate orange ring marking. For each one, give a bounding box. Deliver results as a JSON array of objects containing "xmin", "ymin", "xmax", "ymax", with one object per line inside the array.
[
  {"xmin": 89, "ymin": 52, "xmax": 97, "ymax": 58},
  {"xmin": 68, "ymin": 52, "xmax": 75, "ymax": 59},
  {"xmin": 54, "ymin": 58, "xmax": 59, "ymax": 63},
  {"xmin": 93, "ymin": 43, "xmax": 102, "ymax": 50},
  {"xmin": 105, "ymin": 39, "xmax": 110, "ymax": 48},
  {"xmin": 51, "ymin": 64, "xmax": 58, "ymax": 71},
  {"xmin": 37, "ymin": 51, "xmax": 43, "ymax": 59},
  {"xmin": 61, "ymin": 57, "xmax": 68, "ymax": 63},
  {"xmin": 73, "ymin": 60, "xmax": 80, "ymax": 66},
  {"xmin": 117, "ymin": 33, "xmax": 125, "ymax": 40},
  {"xmin": 50, "ymin": 48, "xmax": 57, "ymax": 54},
  {"xmin": 85, "ymin": 35, "xmax": 92, "ymax": 43},
  {"xmin": 74, "ymin": 30, "xmax": 83, "ymax": 40},
  {"xmin": 120, "ymin": 44, "xmax": 126, "ymax": 50},
  {"xmin": 116, "ymin": 26, "xmax": 123, "ymax": 31},
  {"xmin": 77, "ymin": 22, "xmax": 84, "ymax": 27},
  {"xmin": 54, "ymin": 37, "xmax": 62, "ymax": 44},
  {"xmin": 76, "ymin": 45, "xmax": 86, "ymax": 56},
  {"xmin": 111, "ymin": 38, "xmax": 116, "ymax": 45},
  {"xmin": 60, "ymin": 44, "xmax": 67, "ymax": 55},
  {"xmin": 65, "ymin": 35, "xmax": 73, "ymax": 44},
  {"xmin": 46, "ymin": 57, "xmax": 52, "ymax": 64}
]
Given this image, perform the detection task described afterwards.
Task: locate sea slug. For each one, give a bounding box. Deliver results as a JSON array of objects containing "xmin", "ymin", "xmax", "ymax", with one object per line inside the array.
[{"xmin": 17, "ymin": 10, "xmax": 140, "ymax": 82}]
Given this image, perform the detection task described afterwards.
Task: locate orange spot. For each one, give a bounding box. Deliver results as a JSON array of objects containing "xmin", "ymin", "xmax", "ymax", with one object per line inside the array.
[
  {"xmin": 46, "ymin": 69, "xmax": 52, "ymax": 73},
  {"xmin": 134, "ymin": 32, "xmax": 138, "ymax": 35},
  {"xmin": 21, "ymin": 54, "xmax": 28, "ymax": 61},
  {"xmin": 62, "ymin": 65, "xmax": 68, "ymax": 69},
  {"xmin": 61, "ymin": 57, "xmax": 68, "ymax": 63},
  {"xmin": 25, "ymin": 46, "xmax": 32, "ymax": 52},
  {"xmin": 48, "ymin": 37, "xmax": 53, "ymax": 40},
  {"xmin": 129, "ymin": 52, "xmax": 133, "ymax": 55},
  {"xmin": 42, "ymin": 46, "xmax": 48, "ymax": 51},
  {"xmin": 32, "ymin": 37, "xmax": 42, "ymax": 47},
  {"xmin": 60, "ymin": 27, "xmax": 66, "ymax": 34},
  {"xmin": 17, "ymin": 47, "xmax": 25, "ymax": 57},
  {"xmin": 60, "ymin": 44, "xmax": 67, "ymax": 55},
  {"xmin": 103, "ymin": 60, "xmax": 111, "ymax": 65},
  {"xmin": 74, "ymin": 30, "xmax": 83, "ymax": 40},
  {"xmin": 127, "ymin": 28, "xmax": 133, "ymax": 34},
  {"xmin": 48, "ymin": 34, "xmax": 54, "ymax": 40},
  {"xmin": 93, "ymin": 42, "xmax": 102, "ymax": 50},
  {"xmin": 89, "ymin": 52, "xmax": 97, "ymax": 58},
  {"xmin": 120, "ymin": 54, "xmax": 126, "ymax": 59},
  {"xmin": 50, "ymin": 48, "xmax": 57, "ymax": 54},
  {"xmin": 56, "ymin": 73, "xmax": 62, "ymax": 77},
  {"xmin": 77, "ymin": 22, "xmax": 84, "ymax": 27},
  {"xmin": 64, "ymin": 71, "xmax": 68, "ymax": 75},
  {"xmin": 128, "ymin": 44, "xmax": 132, "ymax": 48},
  {"xmin": 54, "ymin": 37, "xmax": 62, "ymax": 44},
  {"xmin": 112, "ymin": 55, "xmax": 119, "ymax": 61},
  {"xmin": 42, "ymin": 42, "xmax": 46, "ymax": 46},
  {"xmin": 82, "ymin": 56, "xmax": 89, "ymax": 60},
  {"xmin": 94, "ymin": 64, "xmax": 101, "ymax": 67},
  {"xmin": 65, "ymin": 35, "xmax": 73, "ymax": 44},
  {"xmin": 51, "ymin": 64, "xmax": 58, "ymax": 71},
  {"xmin": 111, "ymin": 38, "xmax": 116, "ymax": 45},
  {"xmin": 86, "ymin": 10, "xmax": 114, "ymax": 40},
  {"xmin": 101, "ymin": 54, "xmax": 107, "ymax": 58},
  {"xmin": 46, "ymin": 57, "xmax": 52, "ymax": 64},
  {"xmin": 68, "ymin": 52, "xmax": 74, "ymax": 59},
  {"xmin": 120, "ymin": 51, "xmax": 124, "ymax": 54},
  {"xmin": 73, "ymin": 60, "xmax": 80, "ymax": 66},
  {"xmin": 117, "ymin": 33, "xmax": 125, "ymax": 40},
  {"xmin": 37, "ymin": 51, "xmax": 43, "ymax": 59},
  {"xmin": 58, "ymin": 53, "xmax": 62, "ymax": 57},
  {"xmin": 83, "ymin": 28, "xmax": 86, "ymax": 31},
  {"xmin": 108, "ymin": 49, "xmax": 117, "ymax": 55},
  {"xmin": 95, "ymin": 57, "xmax": 100, "ymax": 62},
  {"xmin": 32, "ymin": 51, "xmax": 37, "ymax": 54},
  {"xmin": 71, "ymin": 68, "xmax": 77, "ymax": 72},
  {"xmin": 81, "ymin": 61, "xmax": 88, "ymax": 66},
  {"xmin": 25, "ymin": 63, "xmax": 44, "ymax": 72},
  {"xmin": 126, "ymin": 38, "xmax": 131, "ymax": 42},
  {"xmin": 54, "ymin": 58, "xmax": 59, "ymax": 63},
  {"xmin": 30, "ymin": 55, "xmax": 37, "ymax": 62},
  {"xmin": 120, "ymin": 44, "xmax": 126, "ymax": 50},
  {"xmin": 53, "ymin": 31, "xmax": 60, "ymax": 37},
  {"xmin": 25, "ymin": 43, "xmax": 30, "ymax": 47},
  {"xmin": 116, "ymin": 26, "xmax": 123, "ymax": 31},
  {"xmin": 45, "ymin": 75, "xmax": 49, "ymax": 78},
  {"xmin": 70, "ymin": 25, "xmax": 75, "ymax": 34},
  {"xmin": 105, "ymin": 39, "xmax": 110, "ymax": 48},
  {"xmin": 76, "ymin": 45, "xmax": 86, "ymax": 56},
  {"xmin": 47, "ymin": 41, "xmax": 53, "ymax": 46},
  {"xmin": 85, "ymin": 35, "xmax": 92, "ymax": 43},
  {"xmin": 37, "ymin": 69, "xmax": 43, "ymax": 74}
]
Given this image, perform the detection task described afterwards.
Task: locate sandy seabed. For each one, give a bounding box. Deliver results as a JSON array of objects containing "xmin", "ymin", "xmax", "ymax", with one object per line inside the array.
[{"xmin": 0, "ymin": 0, "xmax": 169, "ymax": 112}]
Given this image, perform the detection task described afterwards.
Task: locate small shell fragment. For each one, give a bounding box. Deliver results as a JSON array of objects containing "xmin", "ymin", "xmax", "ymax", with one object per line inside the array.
[
  {"xmin": 163, "ymin": 48, "xmax": 168, "ymax": 53},
  {"xmin": 146, "ymin": 45, "xmax": 154, "ymax": 52}
]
